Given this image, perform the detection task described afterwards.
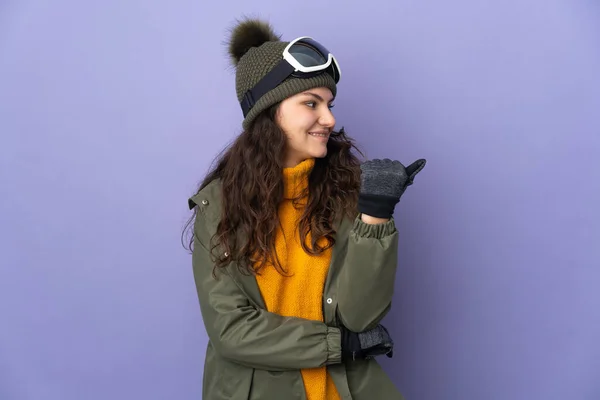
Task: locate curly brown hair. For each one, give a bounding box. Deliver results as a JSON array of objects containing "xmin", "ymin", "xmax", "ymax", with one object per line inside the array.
[{"xmin": 182, "ymin": 103, "xmax": 363, "ymax": 276}]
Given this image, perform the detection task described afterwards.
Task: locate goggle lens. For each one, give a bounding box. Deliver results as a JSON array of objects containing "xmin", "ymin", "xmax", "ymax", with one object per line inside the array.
[{"xmin": 288, "ymin": 38, "xmax": 339, "ymax": 82}]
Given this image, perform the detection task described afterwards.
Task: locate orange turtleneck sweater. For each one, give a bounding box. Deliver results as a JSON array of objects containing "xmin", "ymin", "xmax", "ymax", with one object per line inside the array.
[{"xmin": 254, "ymin": 158, "xmax": 341, "ymax": 400}]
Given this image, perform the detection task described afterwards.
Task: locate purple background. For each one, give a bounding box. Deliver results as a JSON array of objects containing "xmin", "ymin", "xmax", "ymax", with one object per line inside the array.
[{"xmin": 1, "ymin": 1, "xmax": 599, "ymax": 399}]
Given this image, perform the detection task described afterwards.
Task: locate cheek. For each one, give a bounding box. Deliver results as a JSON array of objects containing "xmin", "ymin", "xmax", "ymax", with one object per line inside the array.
[
  {"xmin": 278, "ymin": 106, "xmax": 316, "ymax": 143},
  {"xmin": 291, "ymin": 112, "xmax": 316, "ymax": 133},
  {"xmin": 282, "ymin": 121, "xmax": 302, "ymax": 135}
]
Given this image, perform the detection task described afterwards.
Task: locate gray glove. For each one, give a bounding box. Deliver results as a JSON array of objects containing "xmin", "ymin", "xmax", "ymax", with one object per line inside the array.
[
  {"xmin": 358, "ymin": 158, "xmax": 426, "ymax": 218},
  {"xmin": 341, "ymin": 324, "xmax": 394, "ymax": 361}
]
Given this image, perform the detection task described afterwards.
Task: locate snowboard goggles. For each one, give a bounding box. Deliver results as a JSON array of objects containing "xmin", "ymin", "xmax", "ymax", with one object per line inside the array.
[{"xmin": 240, "ymin": 36, "xmax": 341, "ymax": 117}]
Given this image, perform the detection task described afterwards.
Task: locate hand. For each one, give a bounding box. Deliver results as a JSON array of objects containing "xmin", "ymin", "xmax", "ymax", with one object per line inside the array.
[
  {"xmin": 340, "ymin": 324, "xmax": 394, "ymax": 361},
  {"xmin": 358, "ymin": 158, "xmax": 426, "ymax": 219}
]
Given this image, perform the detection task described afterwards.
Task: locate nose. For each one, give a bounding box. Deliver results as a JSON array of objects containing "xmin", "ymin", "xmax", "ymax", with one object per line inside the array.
[{"xmin": 318, "ymin": 108, "xmax": 336, "ymax": 129}]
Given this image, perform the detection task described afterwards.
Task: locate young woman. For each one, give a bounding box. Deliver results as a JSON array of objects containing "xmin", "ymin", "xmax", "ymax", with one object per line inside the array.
[{"xmin": 184, "ymin": 18, "xmax": 426, "ymax": 400}]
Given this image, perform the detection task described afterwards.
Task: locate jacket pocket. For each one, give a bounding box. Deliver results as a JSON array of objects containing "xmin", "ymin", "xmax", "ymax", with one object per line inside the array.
[
  {"xmin": 204, "ymin": 352, "xmax": 253, "ymax": 399},
  {"xmin": 249, "ymin": 369, "xmax": 306, "ymax": 400},
  {"xmin": 345, "ymin": 359, "xmax": 405, "ymax": 400}
]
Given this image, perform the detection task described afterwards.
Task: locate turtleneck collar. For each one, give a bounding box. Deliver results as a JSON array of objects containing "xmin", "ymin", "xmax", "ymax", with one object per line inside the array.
[{"xmin": 282, "ymin": 158, "xmax": 315, "ymax": 199}]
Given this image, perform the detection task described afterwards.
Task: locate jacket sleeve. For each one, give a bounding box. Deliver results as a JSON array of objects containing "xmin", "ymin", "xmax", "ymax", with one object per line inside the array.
[
  {"xmin": 336, "ymin": 216, "xmax": 400, "ymax": 332},
  {"xmin": 191, "ymin": 219, "xmax": 342, "ymax": 371}
]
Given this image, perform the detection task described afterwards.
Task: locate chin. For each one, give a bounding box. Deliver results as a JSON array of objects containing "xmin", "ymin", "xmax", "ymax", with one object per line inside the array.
[{"xmin": 311, "ymin": 150, "xmax": 328, "ymax": 159}]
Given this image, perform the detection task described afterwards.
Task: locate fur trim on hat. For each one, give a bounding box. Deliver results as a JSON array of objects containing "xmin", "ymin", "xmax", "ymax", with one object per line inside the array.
[{"xmin": 227, "ymin": 17, "xmax": 281, "ymax": 66}]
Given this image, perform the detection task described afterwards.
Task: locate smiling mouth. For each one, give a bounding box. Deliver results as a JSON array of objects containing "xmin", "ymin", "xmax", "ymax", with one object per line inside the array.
[{"xmin": 308, "ymin": 132, "xmax": 329, "ymax": 138}]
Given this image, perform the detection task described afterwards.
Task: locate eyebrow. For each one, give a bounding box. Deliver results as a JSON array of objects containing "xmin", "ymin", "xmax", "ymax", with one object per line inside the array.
[{"xmin": 302, "ymin": 92, "xmax": 335, "ymax": 103}]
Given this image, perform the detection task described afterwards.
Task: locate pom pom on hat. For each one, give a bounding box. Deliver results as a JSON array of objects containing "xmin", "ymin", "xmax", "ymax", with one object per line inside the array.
[{"xmin": 227, "ymin": 17, "xmax": 281, "ymax": 66}]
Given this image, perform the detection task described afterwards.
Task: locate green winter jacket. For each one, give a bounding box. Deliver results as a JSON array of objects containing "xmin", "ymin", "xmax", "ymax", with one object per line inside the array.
[{"xmin": 188, "ymin": 179, "xmax": 406, "ymax": 400}]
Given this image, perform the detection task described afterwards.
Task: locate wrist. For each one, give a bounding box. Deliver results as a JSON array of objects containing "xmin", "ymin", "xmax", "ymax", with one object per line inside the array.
[
  {"xmin": 357, "ymin": 193, "xmax": 399, "ymax": 219},
  {"xmin": 360, "ymin": 214, "xmax": 389, "ymax": 224},
  {"xmin": 340, "ymin": 325, "xmax": 363, "ymax": 362}
]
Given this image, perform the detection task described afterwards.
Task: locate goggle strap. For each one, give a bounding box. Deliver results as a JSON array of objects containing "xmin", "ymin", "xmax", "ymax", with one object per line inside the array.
[{"xmin": 241, "ymin": 60, "xmax": 295, "ymax": 117}]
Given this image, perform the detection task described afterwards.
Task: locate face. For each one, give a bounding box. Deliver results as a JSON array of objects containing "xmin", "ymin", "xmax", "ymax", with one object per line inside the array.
[{"xmin": 276, "ymin": 87, "xmax": 336, "ymax": 168}]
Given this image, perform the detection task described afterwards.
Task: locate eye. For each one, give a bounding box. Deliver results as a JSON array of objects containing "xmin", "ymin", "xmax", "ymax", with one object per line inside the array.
[
  {"xmin": 305, "ymin": 101, "xmax": 316, "ymax": 108},
  {"xmin": 328, "ymin": 103, "xmax": 335, "ymax": 109}
]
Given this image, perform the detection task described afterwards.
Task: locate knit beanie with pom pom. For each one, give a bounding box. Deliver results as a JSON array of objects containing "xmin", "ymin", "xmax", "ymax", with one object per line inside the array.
[{"xmin": 227, "ymin": 18, "xmax": 338, "ymax": 130}]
